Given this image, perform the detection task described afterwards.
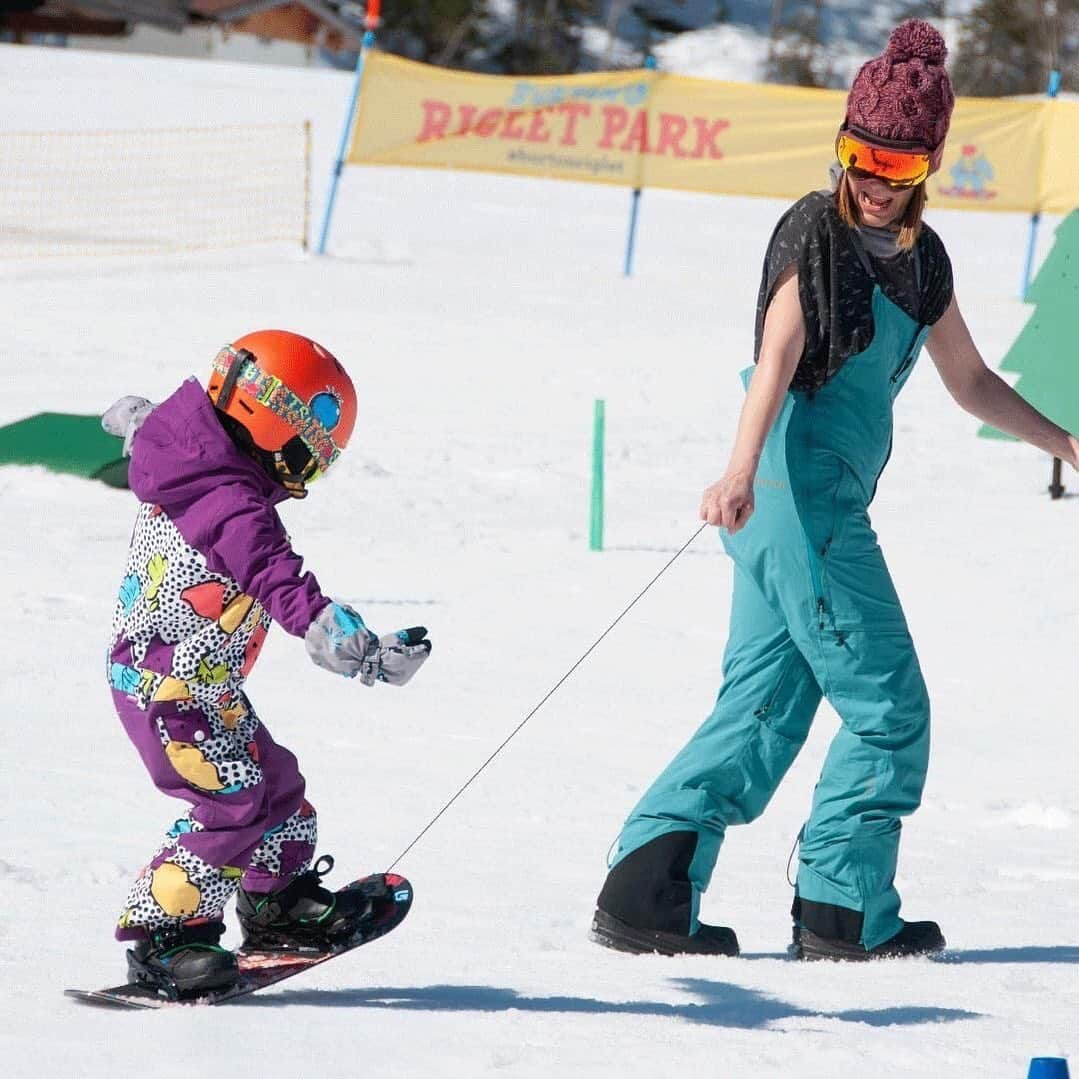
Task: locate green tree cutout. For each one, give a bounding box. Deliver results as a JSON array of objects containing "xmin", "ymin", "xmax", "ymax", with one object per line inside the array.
[{"xmin": 979, "ymin": 210, "xmax": 1079, "ymax": 496}]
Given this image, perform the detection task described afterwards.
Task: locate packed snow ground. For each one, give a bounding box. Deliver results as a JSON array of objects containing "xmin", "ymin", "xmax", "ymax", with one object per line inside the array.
[{"xmin": 0, "ymin": 45, "xmax": 1076, "ymax": 1079}]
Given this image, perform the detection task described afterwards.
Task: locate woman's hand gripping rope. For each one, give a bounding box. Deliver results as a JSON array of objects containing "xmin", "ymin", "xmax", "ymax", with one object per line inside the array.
[{"xmin": 700, "ymin": 471, "xmax": 756, "ymax": 534}]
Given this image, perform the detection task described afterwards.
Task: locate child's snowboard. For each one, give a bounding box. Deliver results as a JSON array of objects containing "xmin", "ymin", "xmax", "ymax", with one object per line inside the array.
[{"xmin": 65, "ymin": 872, "xmax": 412, "ymax": 1010}]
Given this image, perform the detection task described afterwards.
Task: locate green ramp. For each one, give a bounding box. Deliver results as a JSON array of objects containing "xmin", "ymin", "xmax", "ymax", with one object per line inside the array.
[{"xmin": 0, "ymin": 412, "xmax": 129, "ymax": 487}]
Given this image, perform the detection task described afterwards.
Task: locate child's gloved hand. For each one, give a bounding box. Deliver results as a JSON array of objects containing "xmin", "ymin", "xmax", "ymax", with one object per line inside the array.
[
  {"xmin": 365, "ymin": 627, "xmax": 432, "ymax": 687},
  {"xmin": 305, "ymin": 604, "xmax": 431, "ymax": 686},
  {"xmin": 305, "ymin": 603, "xmax": 379, "ymax": 679},
  {"xmin": 102, "ymin": 395, "xmax": 156, "ymax": 457}
]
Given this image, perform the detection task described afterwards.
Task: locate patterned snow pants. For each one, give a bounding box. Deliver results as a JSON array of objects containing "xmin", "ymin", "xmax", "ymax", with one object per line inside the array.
[{"xmin": 113, "ymin": 689, "xmax": 316, "ymax": 939}]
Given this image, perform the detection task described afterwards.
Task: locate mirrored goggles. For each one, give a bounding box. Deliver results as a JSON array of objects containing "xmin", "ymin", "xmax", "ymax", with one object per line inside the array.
[{"xmin": 835, "ymin": 129, "xmax": 931, "ymax": 189}]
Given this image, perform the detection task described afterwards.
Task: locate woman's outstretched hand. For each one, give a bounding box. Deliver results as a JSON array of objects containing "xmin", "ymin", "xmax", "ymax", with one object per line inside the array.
[{"xmin": 700, "ymin": 471, "xmax": 755, "ymax": 534}]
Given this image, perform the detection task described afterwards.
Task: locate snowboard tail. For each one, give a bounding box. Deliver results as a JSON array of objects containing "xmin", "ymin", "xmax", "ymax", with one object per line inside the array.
[{"xmin": 65, "ymin": 872, "xmax": 412, "ymax": 1010}]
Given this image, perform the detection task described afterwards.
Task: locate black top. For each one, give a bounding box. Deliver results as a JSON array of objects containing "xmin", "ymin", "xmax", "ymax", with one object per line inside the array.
[{"xmin": 754, "ymin": 190, "xmax": 954, "ymax": 394}]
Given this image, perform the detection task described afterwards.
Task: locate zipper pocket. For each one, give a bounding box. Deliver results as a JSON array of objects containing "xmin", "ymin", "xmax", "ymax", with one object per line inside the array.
[
  {"xmin": 753, "ymin": 652, "xmax": 798, "ymax": 723},
  {"xmin": 890, "ymin": 326, "xmax": 926, "ymax": 384},
  {"xmin": 803, "ymin": 534, "xmax": 829, "ymax": 630},
  {"xmin": 869, "ymin": 434, "xmax": 894, "ymax": 504},
  {"xmin": 890, "ymin": 350, "xmax": 917, "ymax": 384}
]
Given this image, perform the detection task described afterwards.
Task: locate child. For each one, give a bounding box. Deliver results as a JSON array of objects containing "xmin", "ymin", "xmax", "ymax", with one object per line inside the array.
[{"xmin": 102, "ymin": 330, "xmax": 431, "ymax": 996}]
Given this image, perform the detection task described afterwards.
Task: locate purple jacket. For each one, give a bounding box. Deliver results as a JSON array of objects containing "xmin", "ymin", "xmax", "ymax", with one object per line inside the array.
[{"xmin": 108, "ymin": 379, "xmax": 329, "ymax": 712}]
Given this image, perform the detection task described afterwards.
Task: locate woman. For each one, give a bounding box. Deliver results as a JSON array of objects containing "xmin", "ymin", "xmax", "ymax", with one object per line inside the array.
[{"xmin": 592, "ymin": 19, "xmax": 1079, "ymax": 962}]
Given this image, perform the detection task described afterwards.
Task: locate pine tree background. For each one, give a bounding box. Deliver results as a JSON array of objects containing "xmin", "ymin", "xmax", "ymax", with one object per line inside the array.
[
  {"xmin": 374, "ymin": 0, "xmax": 591, "ymax": 72},
  {"xmin": 324, "ymin": 0, "xmax": 1079, "ymax": 87},
  {"xmin": 980, "ymin": 212, "xmax": 1079, "ymax": 442},
  {"xmin": 952, "ymin": 0, "xmax": 1079, "ymax": 95},
  {"xmin": 374, "ymin": 0, "xmax": 489, "ymax": 68}
]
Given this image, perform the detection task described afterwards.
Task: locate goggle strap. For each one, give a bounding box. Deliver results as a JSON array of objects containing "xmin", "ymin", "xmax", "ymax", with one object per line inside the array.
[
  {"xmin": 215, "ymin": 347, "xmax": 254, "ymax": 411},
  {"xmin": 845, "ymin": 125, "xmax": 928, "ymax": 153}
]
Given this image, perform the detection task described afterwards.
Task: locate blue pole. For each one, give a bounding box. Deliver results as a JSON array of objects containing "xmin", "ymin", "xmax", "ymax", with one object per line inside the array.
[
  {"xmin": 622, "ymin": 54, "xmax": 656, "ymax": 278},
  {"xmin": 1020, "ymin": 68, "xmax": 1062, "ymax": 298},
  {"xmin": 316, "ymin": 27, "xmax": 377, "ymax": 256},
  {"xmin": 623, "ymin": 189, "xmax": 642, "ymax": 277},
  {"xmin": 1021, "ymin": 212, "xmax": 1041, "ymax": 300}
]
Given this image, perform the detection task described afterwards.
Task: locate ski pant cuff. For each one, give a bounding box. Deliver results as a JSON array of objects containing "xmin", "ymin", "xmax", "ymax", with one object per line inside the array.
[
  {"xmin": 598, "ymin": 831, "xmax": 701, "ymax": 935},
  {"xmin": 115, "ymin": 924, "xmax": 150, "ymax": 943},
  {"xmin": 794, "ymin": 864, "xmax": 904, "ymax": 951},
  {"xmin": 240, "ymin": 866, "xmax": 299, "ymax": 894},
  {"xmin": 792, "ymin": 894, "xmax": 864, "ymax": 945}
]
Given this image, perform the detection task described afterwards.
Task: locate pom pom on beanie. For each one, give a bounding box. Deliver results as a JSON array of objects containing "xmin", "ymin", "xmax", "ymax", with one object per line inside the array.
[{"xmin": 844, "ymin": 19, "xmax": 954, "ymax": 150}]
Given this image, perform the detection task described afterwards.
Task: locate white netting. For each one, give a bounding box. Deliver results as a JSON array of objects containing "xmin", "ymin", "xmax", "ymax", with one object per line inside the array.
[{"xmin": 0, "ymin": 122, "xmax": 310, "ymax": 258}]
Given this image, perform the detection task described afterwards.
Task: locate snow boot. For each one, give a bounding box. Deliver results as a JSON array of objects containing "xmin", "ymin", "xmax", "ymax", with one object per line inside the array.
[
  {"xmin": 790, "ymin": 919, "xmax": 946, "ymax": 961},
  {"xmin": 592, "ymin": 832, "xmax": 740, "ymax": 957},
  {"xmin": 236, "ymin": 855, "xmax": 376, "ymax": 953},
  {"xmin": 126, "ymin": 919, "xmax": 240, "ymax": 998},
  {"xmin": 590, "ymin": 909, "xmax": 740, "ymax": 956}
]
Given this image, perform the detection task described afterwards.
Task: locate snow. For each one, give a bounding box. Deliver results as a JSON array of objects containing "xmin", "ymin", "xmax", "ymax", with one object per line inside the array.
[
  {"xmin": 655, "ymin": 0, "xmax": 980, "ymax": 87},
  {"xmin": 655, "ymin": 21, "xmax": 771, "ymax": 83},
  {"xmin": 1, "ymin": 43, "xmax": 1076, "ymax": 1079}
]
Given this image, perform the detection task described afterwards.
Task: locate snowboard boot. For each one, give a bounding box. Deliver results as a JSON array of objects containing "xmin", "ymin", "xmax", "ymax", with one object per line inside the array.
[
  {"xmin": 790, "ymin": 920, "xmax": 946, "ymax": 962},
  {"xmin": 236, "ymin": 855, "xmax": 377, "ymax": 953},
  {"xmin": 591, "ymin": 832, "xmax": 740, "ymax": 957},
  {"xmin": 591, "ymin": 909, "xmax": 740, "ymax": 957},
  {"xmin": 126, "ymin": 919, "xmax": 240, "ymax": 998}
]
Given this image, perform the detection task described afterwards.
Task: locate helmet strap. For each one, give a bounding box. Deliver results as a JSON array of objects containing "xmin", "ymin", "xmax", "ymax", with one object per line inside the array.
[{"xmin": 271, "ymin": 450, "xmax": 317, "ymax": 500}]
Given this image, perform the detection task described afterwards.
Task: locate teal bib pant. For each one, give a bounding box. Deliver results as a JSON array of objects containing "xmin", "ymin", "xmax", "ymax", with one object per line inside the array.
[{"xmin": 612, "ymin": 289, "xmax": 931, "ymax": 950}]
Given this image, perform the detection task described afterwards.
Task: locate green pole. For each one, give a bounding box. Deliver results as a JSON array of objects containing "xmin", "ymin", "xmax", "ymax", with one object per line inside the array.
[{"xmin": 590, "ymin": 399, "xmax": 605, "ymax": 551}]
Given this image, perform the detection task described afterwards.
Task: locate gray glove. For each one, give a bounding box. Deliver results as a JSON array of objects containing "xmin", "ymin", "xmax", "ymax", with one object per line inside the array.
[
  {"xmin": 305, "ymin": 603, "xmax": 379, "ymax": 678},
  {"xmin": 366, "ymin": 626, "xmax": 432, "ymax": 686},
  {"xmin": 305, "ymin": 603, "xmax": 431, "ymax": 686},
  {"xmin": 102, "ymin": 395, "xmax": 155, "ymax": 457}
]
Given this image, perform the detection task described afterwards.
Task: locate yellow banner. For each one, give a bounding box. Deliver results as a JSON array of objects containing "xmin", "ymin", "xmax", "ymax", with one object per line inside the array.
[
  {"xmin": 1041, "ymin": 100, "xmax": 1079, "ymax": 215},
  {"xmin": 348, "ymin": 52, "xmax": 1078, "ymax": 214}
]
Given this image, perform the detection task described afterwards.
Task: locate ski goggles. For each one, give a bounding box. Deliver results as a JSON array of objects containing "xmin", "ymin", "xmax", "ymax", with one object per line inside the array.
[{"xmin": 835, "ymin": 128, "xmax": 933, "ymax": 189}]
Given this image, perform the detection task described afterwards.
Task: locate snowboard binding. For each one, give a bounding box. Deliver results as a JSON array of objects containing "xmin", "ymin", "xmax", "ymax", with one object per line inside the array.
[
  {"xmin": 236, "ymin": 855, "xmax": 389, "ymax": 953},
  {"xmin": 126, "ymin": 920, "xmax": 240, "ymax": 1000}
]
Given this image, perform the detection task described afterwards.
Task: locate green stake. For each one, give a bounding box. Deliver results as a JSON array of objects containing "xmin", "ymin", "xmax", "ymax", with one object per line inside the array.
[{"xmin": 590, "ymin": 399, "xmax": 605, "ymax": 551}]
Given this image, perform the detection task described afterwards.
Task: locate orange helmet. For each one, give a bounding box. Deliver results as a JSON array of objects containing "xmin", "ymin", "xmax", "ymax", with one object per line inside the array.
[{"xmin": 207, "ymin": 330, "xmax": 356, "ymax": 496}]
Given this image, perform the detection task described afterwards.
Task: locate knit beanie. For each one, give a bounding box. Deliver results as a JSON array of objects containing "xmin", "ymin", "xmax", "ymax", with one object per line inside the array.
[{"xmin": 844, "ymin": 19, "xmax": 954, "ymax": 152}]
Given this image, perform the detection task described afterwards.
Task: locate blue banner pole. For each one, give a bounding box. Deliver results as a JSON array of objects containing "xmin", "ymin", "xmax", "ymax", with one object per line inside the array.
[
  {"xmin": 623, "ymin": 189, "xmax": 642, "ymax": 277},
  {"xmin": 316, "ymin": 23, "xmax": 378, "ymax": 256},
  {"xmin": 622, "ymin": 54, "xmax": 655, "ymax": 278},
  {"xmin": 1020, "ymin": 68, "xmax": 1062, "ymax": 299},
  {"xmin": 1021, "ymin": 212, "xmax": 1041, "ymax": 301}
]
